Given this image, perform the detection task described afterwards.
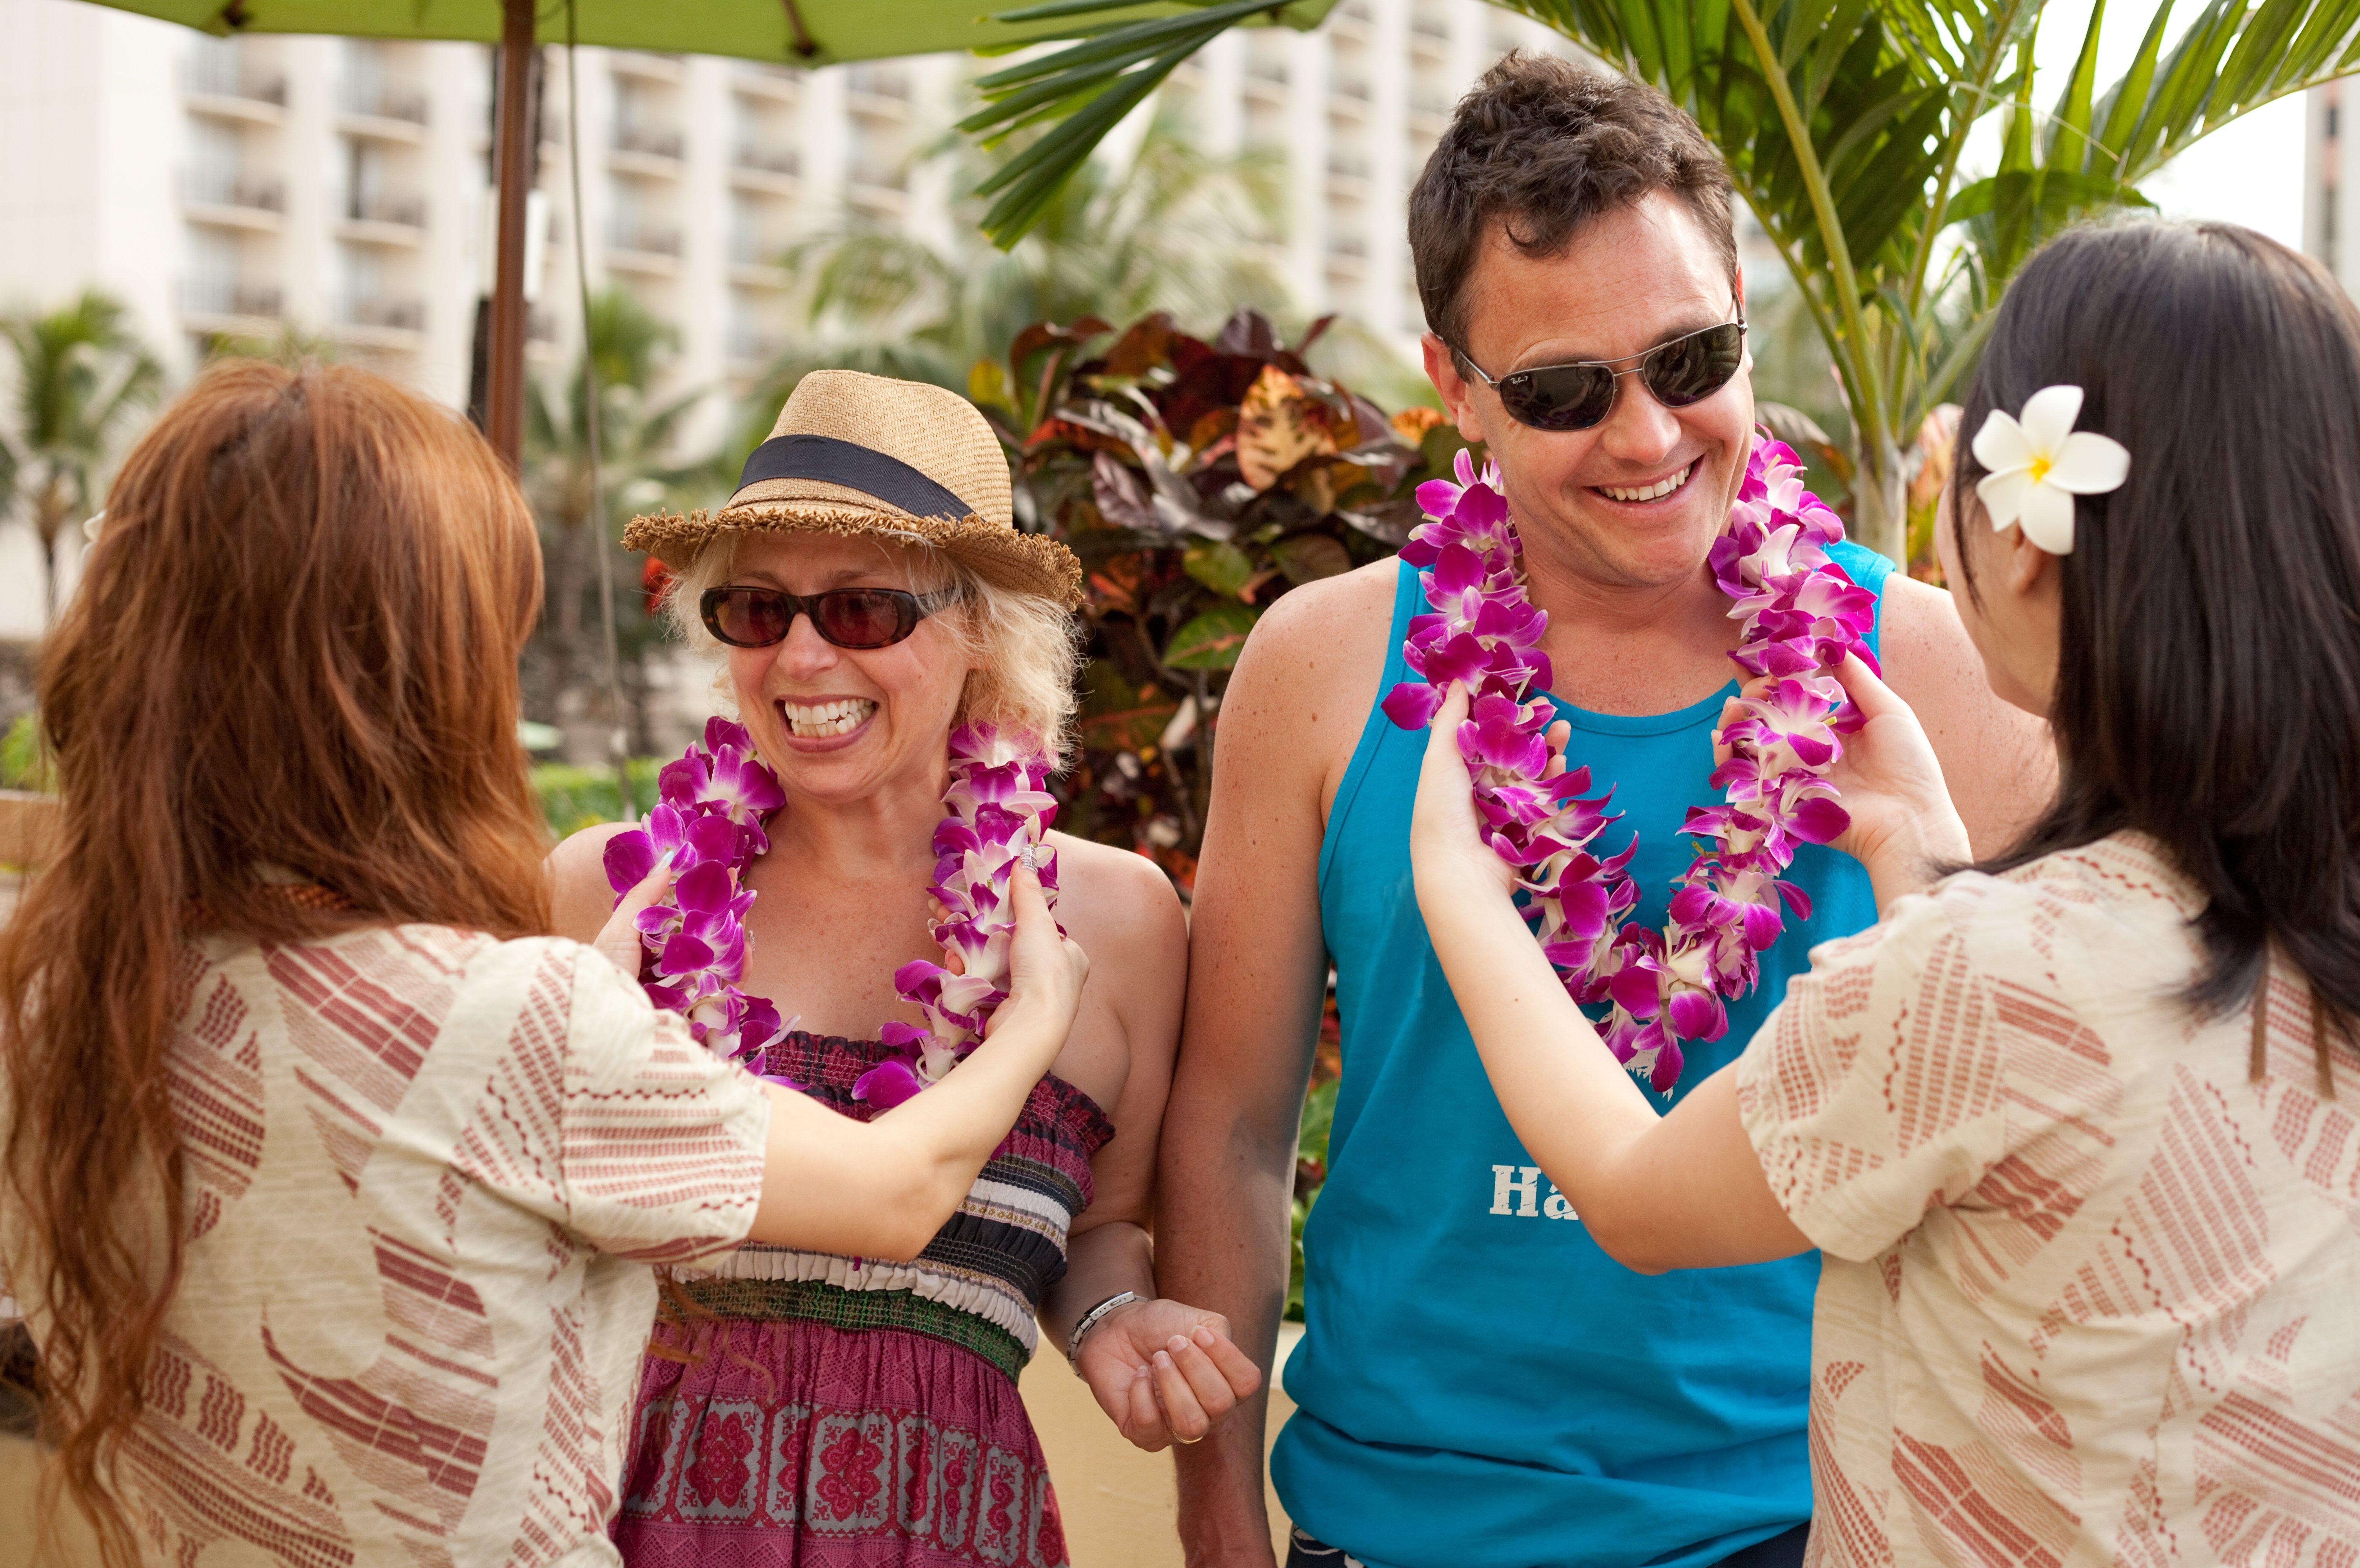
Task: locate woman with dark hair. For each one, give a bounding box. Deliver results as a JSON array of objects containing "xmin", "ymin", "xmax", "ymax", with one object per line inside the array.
[
  {"xmin": 0, "ymin": 360, "xmax": 1088, "ymax": 1568},
  {"xmin": 1406, "ymin": 219, "xmax": 2360, "ymax": 1563}
]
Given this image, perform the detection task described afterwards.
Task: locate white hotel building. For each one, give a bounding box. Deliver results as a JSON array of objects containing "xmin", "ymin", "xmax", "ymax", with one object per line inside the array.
[
  {"xmin": 0, "ymin": 0, "xmax": 1586, "ymax": 630},
  {"xmin": 0, "ymin": 0, "xmax": 1581, "ymax": 397}
]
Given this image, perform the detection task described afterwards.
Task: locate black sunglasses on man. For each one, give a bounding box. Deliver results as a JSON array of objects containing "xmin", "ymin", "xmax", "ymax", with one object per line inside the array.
[{"xmin": 1450, "ymin": 312, "xmax": 1746, "ymax": 433}]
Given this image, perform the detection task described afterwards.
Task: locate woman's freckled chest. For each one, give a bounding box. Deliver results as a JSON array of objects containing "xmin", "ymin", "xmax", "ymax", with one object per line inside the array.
[{"xmin": 736, "ymin": 855, "xmax": 939, "ymax": 1036}]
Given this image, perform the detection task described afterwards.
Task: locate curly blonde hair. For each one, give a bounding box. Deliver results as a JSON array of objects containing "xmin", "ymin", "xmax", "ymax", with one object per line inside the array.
[{"xmin": 661, "ymin": 531, "xmax": 1080, "ymax": 767}]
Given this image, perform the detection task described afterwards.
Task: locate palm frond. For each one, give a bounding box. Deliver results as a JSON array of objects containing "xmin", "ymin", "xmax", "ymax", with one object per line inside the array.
[{"xmin": 960, "ymin": 0, "xmax": 1338, "ymax": 247}]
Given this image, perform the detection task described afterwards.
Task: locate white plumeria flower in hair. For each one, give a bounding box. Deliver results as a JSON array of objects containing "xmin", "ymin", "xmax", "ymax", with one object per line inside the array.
[{"xmin": 1968, "ymin": 385, "xmax": 2129, "ymax": 554}]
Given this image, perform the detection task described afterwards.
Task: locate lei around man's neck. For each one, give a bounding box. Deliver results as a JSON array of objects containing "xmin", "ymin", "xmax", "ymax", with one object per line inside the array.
[{"xmin": 1382, "ymin": 439, "xmax": 1875, "ymax": 1092}]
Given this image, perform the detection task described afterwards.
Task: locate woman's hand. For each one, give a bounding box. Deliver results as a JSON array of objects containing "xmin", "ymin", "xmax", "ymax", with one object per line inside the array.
[
  {"xmin": 1716, "ymin": 653, "xmax": 1969, "ymax": 911},
  {"xmin": 982, "ymin": 861, "xmax": 1089, "ymax": 1051},
  {"xmin": 1409, "ymin": 683, "xmax": 1514, "ymax": 899},
  {"xmin": 1075, "ymin": 1298, "xmax": 1261, "ymax": 1452},
  {"xmin": 593, "ymin": 850, "xmax": 674, "ymax": 977}
]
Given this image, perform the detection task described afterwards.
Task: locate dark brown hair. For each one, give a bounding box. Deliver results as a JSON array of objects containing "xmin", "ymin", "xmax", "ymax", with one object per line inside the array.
[
  {"xmin": 0, "ymin": 359, "xmax": 551, "ymax": 1564},
  {"xmin": 1953, "ymin": 220, "xmax": 2359, "ymax": 1088},
  {"xmin": 1407, "ymin": 50, "xmax": 1737, "ymax": 353}
]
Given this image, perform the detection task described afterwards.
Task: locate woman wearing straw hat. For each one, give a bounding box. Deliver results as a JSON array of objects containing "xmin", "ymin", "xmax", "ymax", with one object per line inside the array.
[{"xmin": 551, "ymin": 370, "xmax": 1259, "ymax": 1566}]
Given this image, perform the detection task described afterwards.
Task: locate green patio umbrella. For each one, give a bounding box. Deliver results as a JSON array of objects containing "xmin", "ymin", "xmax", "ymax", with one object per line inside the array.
[{"xmin": 83, "ymin": 0, "xmax": 1197, "ymax": 466}]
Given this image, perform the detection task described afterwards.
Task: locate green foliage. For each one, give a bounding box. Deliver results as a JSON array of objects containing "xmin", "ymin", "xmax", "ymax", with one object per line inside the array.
[
  {"xmin": 745, "ymin": 102, "xmax": 1289, "ymax": 430},
  {"xmin": 522, "ymin": 287, "xmax": 718, "ymax": 757},
  {"xmin": 960, "ymin": 0, "xmax": 2360, "ymax": 563},
  {"xmin": 0, "ymin": 289, "xmax": 163, "ymax": 615},
  {"xmin": 0, "ymin": 716, "xmax": 51, "ymax": 793},
  {"xmin": 200, "ymin": 320, "xmax": 345, "ymax": 369},
  {"xmin": 532, "ymin": 757, "xmax": 666, "ymax": 839},
  {"xmin": 1020, "ymin": 305, "xmax": 1471, "ymax": 885},
  {"xmin": 1162, "ymin": 602, "xmax": 1260, "ymax": 670},
  {"xmin": 1287, "ymin": 1075, "xmax": 1339, "ymax": 1321},
  {"xmin": 963, "ymin": 0, "xmax": 1340, "ymax": 245}
]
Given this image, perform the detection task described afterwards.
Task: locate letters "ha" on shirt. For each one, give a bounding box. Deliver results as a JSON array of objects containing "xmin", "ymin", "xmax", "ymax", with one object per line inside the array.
[{"xmin": 1489, "ymin": 1163, "xmax": 1578, "ymax": 1221}]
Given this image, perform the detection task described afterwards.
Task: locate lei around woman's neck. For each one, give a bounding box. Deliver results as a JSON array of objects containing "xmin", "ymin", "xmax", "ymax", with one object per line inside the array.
[{"xmin": 602, "ymin": 717, "xmax": 1060, "ymax": 1105}]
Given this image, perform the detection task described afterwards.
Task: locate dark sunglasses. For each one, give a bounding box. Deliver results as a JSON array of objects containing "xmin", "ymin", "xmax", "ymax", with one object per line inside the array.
[
  {"xmin": 1452, "ymin": 314, "xmax": 1746, "ymax": 432},
  {"xmin": 699, "ymin": 584, "xmax": 961, "ymax": 650}
]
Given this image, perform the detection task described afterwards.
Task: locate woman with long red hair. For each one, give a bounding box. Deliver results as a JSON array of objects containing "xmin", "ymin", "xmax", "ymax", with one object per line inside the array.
[{"xmin": 0, "ymin": 360, "xmax": 1086, "ymax": 1568}]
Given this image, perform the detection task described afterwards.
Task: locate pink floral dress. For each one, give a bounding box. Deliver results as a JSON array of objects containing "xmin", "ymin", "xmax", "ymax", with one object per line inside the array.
[{"xmin": 613, "ymin": 1030, "xmax": 1113, "ymax": 1568}]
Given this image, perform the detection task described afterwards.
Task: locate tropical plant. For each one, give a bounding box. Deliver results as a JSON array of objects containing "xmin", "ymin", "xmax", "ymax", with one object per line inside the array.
[
  {"xmin": 0, "ymin": 290, "xmax": 162, "ymax": 618},
  {"xmin": 962, "ymin": 0, "xmax": 2360, "ymax": 562},
  {"xmin": 753, "ymin": 102, "xmax": 1289, "ymax": 410},
  {"xmin": 1008, "ymin": 305, "xmax": 1474, "ymax": 886},
  {"xmin": 200, "ymin": 319, "xmax": 345, "ymax": 368},
  {"xmin": 523, "ymin": 286, "xmax": 714, "ymax": 752}
]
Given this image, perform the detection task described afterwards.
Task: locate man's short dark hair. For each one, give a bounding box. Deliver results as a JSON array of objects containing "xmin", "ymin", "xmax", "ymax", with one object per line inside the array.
[{"xmin": 1409, "ymin": 52, "xmax": 1737, "ymax": 353}]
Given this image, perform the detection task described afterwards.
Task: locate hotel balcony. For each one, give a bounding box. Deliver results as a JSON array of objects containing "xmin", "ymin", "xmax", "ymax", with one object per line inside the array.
[
  {"xmin": 337, "ymin": 80, "xmax": 428, "ymax": 139},
  {"xmin": 845, "ymin": 62, "xmax": 911, "ymax": 121},
  {"xmin": 731, "ymin": 142, "xmax": 800, "ymax": 195},
  {"xmin": 608, "ymin": 219, "xmax": 685, "ymax": 274},
  {"xmin": 611, "ymin": 124, "xmax": 686, "ymax": 176},
  {"xmin": 181, "ymin": 168, "xmax": 286, "ymax": 230},
  {"xmin": 336, "ymin": 293, "xmax": 427, "ymax": 347},
  {"xmin": 337, "ymin": 191, "xmax": 427, "ymax": 245},
  {"xmin": 729, "ymin": 230, "xmax": 790, "ymax": 285},
  {"xmin": 180, "ymin": 278, "xmax": 284, "ymax": 328},
  {"xmin": 183, "ymin": 56, "xmax": 289, "ymax": 123}
]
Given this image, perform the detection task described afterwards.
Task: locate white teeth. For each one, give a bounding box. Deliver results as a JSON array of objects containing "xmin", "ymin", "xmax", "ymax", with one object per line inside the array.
[
  {"xmin": 1599, "ymin": 462, "xmax": 1695, "ymax": 503},
  {"xmin": 781, "ymin": 698, "xmax": 878, "ymax": 738}
]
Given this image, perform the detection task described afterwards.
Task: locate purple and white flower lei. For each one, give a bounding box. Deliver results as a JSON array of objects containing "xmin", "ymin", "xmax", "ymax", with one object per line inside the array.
[
  {"xmin": 1380, "ymin": 438, "xmax": 1876, "ymax": 1093},
  {"xmin": 602, "ymin": 717, "xmax": 1060, "ymax": 1108}
]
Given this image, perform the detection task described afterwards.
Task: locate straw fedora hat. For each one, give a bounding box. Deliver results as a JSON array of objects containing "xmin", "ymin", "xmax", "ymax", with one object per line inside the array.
[{"xmin": 624, "ymin": 369, "xmax": 1082, "ymax": 608}]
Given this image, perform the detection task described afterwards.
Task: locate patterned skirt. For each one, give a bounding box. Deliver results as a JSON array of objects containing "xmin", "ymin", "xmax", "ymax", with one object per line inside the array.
[{"xmin": 614, "ymin": 1301, "xmax": 1068, "ymax": 1568}]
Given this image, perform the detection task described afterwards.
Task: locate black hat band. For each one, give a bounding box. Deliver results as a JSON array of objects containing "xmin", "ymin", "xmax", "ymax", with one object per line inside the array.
[{"xmin": 734, "ymin": 433, "xmax": 975, "ymax": 522}]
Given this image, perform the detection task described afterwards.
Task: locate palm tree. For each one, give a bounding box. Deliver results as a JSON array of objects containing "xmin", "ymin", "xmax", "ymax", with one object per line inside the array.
[
  {"xmin": 524, "ymin": 286, "xmax": 709, "ymax": 744},
  {"xmin": 960, "ymin": 0, "xmax": 2360, "ymax": 561},
  {"xmin": 755, "ymin": 103, "xmax": 1289, "ymax": 411},
  {"xmin": 200, "ymin": 320, "xmax": 344, "ymax": 368},
  {"xmin": 2, "ymin": 291, "xmax": 162, "ymax": 617}
]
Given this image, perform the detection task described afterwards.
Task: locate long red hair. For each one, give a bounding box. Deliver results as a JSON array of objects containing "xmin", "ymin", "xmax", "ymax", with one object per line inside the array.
[{"xmin": 0, "ymin": 360, "xmax": 551, "ymax": 1563}]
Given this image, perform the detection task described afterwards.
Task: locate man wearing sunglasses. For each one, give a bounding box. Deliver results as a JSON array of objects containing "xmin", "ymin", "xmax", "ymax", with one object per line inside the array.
[{"xmin": 1156, "ymin": 52, "xmax": 2056, "ymax": 1568}]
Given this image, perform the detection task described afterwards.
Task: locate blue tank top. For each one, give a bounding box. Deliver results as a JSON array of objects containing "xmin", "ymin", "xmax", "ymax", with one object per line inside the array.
[{"xmin": 1273, "ymin": 543, "xmax": 1893, "ymax": 1568}]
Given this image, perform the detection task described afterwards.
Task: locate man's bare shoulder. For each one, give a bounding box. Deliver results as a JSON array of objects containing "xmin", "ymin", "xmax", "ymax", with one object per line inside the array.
[{"xmin": 1226, "ymin": 557, "xmax": 1400, "ymax": 721}]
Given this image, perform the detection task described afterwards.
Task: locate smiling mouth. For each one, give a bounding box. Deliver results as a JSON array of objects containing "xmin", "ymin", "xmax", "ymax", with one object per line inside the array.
[
  {"xmin": 1595, "ymin": 460, "xmax": 1697, "ymax": 504},
  {"xmin": 780, "ymin": 698, "xmax": 877, "ymax": 739}
]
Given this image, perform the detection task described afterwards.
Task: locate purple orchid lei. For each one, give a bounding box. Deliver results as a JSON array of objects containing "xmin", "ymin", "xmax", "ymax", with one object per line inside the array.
[
  {"xmin": 602, "ymin": 717, "xmax": 1060, "ymax": 1107},
  {"xmin": 1380, "ymin": 439, "xmax": 1875, "ymax": 1093}
]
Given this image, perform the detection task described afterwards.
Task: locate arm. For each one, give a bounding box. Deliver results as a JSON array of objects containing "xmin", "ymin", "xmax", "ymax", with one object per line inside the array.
[
  {"xmin": 1041, "ymin": 851, "xmax": 1262, "ymax": 1450},
  {"xmin": 1159, "ymin": 574, "xmax": 1389, "ymax": 1567},
  {"xmin": 742, "ymin": 864, "xmax": 1087, "ymax": 1258},
  {"xmin": 1875, "ymin": 576, "xmax": 2055, "ymax": 858},
  {"xmin": 595, "ymin": 849, "xmax": 1091, "ymax": 1263},
  {"xmin": 1408, "ymin": 686, "xmax": 1810, "ymax": 1273}
]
